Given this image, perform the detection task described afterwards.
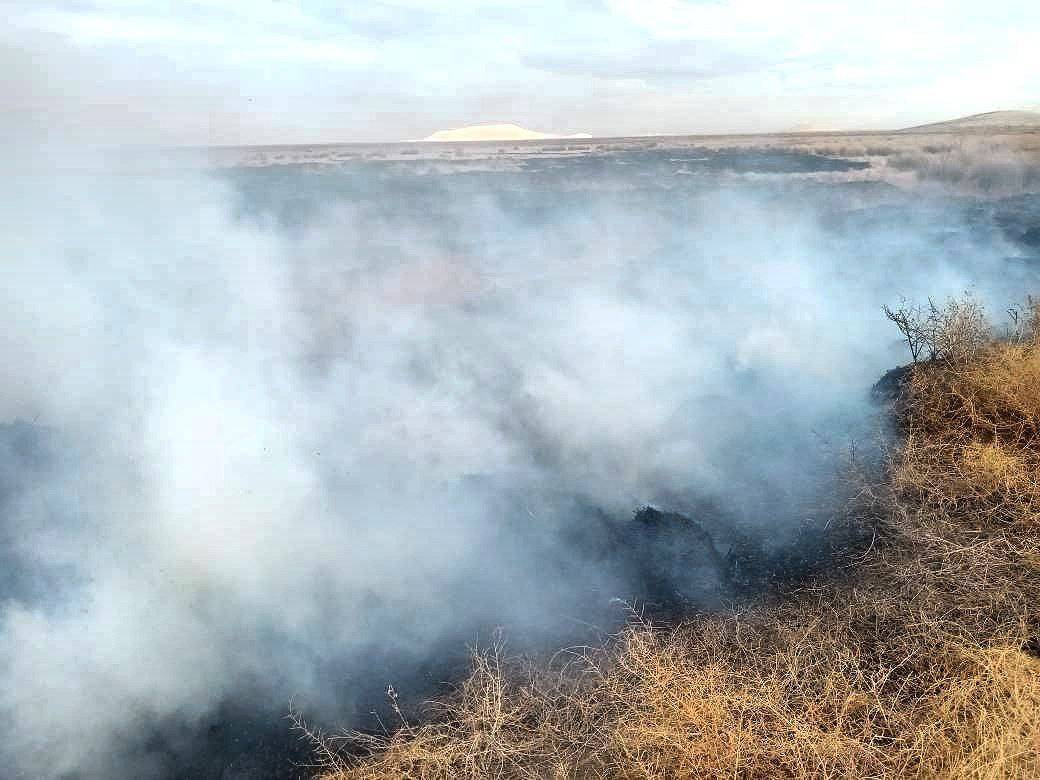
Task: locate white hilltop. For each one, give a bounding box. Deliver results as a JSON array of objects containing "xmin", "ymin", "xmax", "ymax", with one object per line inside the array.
[
  {"xmin": 418, "ymin": 123, "xmax": 593, "ymax": 142},
  {"xmin": 785, "ymin": 122, "xmax": 843, "ymax": 133}
]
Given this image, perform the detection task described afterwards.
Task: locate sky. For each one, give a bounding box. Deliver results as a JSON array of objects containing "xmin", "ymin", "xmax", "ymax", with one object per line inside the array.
[{"xmin": 3, "ymin": 0, "xmax": 1040, "ymax": 145}]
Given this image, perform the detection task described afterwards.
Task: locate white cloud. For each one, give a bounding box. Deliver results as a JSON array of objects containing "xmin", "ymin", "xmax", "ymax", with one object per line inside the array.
[
  {"xmin": 17, "ymin": 7, "xmax": 377, "ymax": 65},
  {"xmin": 4, "ymin": 0, "xmax": 1040, "ymax": 143}
]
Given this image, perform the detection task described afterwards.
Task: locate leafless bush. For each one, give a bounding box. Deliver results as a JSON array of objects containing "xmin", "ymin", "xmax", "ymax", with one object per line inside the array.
[
  {"xmin": 1005, "ymin": 295, "xmax": 1040, "ymax": 343},
  {"xmin": 884, "ymin": 295, "xmax": 990, "ymax": 364},
  {"xmin": 883, "ymin": 301, "xmax": 929, "ymax": 362}
]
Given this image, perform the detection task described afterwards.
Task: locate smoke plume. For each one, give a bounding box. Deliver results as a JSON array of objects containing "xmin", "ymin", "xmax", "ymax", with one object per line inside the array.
[{"xmin": 0, "ymin": 149, "xmax": 1036, "ymax": 776}]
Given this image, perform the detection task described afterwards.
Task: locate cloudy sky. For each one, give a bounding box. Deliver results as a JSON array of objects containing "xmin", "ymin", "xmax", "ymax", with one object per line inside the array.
[{"xmin": 4, "ymin": 0, "xmax": 1039, "ymax": 145}]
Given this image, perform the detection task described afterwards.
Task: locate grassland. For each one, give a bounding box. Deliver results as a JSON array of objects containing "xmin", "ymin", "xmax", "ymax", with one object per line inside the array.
[
  {"xmin": 303, "ymin": 297, "xmax": 1040, "ymax": 779},
  {"xmin": 201, "ymin": 124, "xmax": 1040, "ymax": 199}
]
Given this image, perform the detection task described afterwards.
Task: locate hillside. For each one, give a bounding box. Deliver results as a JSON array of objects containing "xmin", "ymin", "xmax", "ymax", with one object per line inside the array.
[{"xmin": 899, "ymin": 110, "xmax": 1040, "ymax": 133}]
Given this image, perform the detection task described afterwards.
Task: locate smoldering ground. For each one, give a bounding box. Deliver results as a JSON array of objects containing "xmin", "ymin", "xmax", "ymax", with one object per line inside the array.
[{"xmin": 1, "ymin": 149, "xmax": 1039, "ymax": 777}]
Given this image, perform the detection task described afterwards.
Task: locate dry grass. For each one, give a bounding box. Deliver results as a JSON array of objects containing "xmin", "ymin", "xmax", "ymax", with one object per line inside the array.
[
  {"xmin": 894, "ymin": 302, "xmax": 1040, "ymax": 520},
  {"xmin": 309, "ymin": 298, "xmax": 1040, "ymax": 780},
  {"xmin": 792, "ymin": 132, "xmax": 1040, "ymax": 194}
]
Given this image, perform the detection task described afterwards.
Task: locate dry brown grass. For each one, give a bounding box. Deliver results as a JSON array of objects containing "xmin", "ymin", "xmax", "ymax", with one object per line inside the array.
[
  {"xmin": 894, "ymin": 303, "xmax": 1040, "ymax": 521},
  {"xmin": 781, "ymin": 132, "xmax": 1040, "ymax": 194},
  {"xmin": 309, "ymin": 298, "xmax": 1040, "ymax": 780}
]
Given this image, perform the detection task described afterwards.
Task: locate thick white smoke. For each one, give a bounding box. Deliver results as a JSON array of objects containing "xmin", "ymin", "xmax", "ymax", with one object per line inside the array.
[{"xmin": 0, "ymin": 152, "xmax": 1034, "ymax": 777}]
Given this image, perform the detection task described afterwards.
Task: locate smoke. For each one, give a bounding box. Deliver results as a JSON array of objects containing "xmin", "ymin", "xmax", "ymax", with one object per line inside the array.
[{"xmin": 0, "ymin": 150, "xmax": 1036, "ymax": 777}]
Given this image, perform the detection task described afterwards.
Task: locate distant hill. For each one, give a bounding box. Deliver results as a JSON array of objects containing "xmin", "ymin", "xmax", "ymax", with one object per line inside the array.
[
  {"xmin": 419, "ymin": 123, "xmax": 593, "ymax": 142},
  {"xmin": 898, "ymin": 110, "xmax": 1040, "ymax": 133},
  {"xmin": 784, "ymin": 123, "xmax": 843, "ymax": 134}
]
